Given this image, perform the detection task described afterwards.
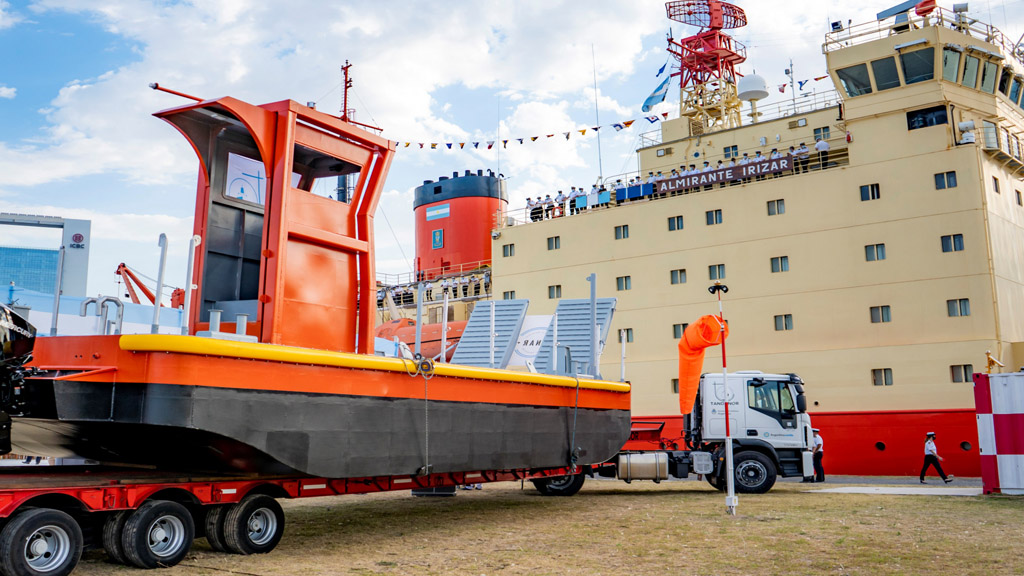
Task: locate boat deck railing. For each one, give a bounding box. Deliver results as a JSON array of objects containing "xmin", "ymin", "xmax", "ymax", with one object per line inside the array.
[
  {"xmin": 494, "ymin": 144, "xmax": 850, "ymax": 230},
  {"xmin": 377, "ymin": 271, "xmax": 492, "ymax": 312},
  {"xmin": 376, "ymin": 260, "xmax": 491, "ymax": 286},
  {"xmin": 823, "ymin": 7, "xmax": 1024, "ymax": 70}
]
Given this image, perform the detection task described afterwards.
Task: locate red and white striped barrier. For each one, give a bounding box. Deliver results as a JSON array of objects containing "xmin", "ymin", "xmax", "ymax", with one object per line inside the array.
[{"xmin": 973, "ymin": 372, "xmax": 1024, "ymax": 495}]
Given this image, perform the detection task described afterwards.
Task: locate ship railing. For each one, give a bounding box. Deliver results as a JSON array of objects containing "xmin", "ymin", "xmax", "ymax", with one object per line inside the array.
[
  {"xmin": 376, "ymin": 260, "xmax": 491, "ymax": 286},
  {"xmin": 980, "ymin": 120, "xmax": 1024, "ymax": 176},
  {"xmin": 637, "ymin": 92, "xmax": 842, "ymax": 149},
  {"xmin": 493, "ymin": 141, "xmax": 851, "ymax": 230},
  {"xmin": 377, "ymin": 273, "xmax": 492, "ymax": 311},
  {"xmin": 824, "ymin": 7, "xmax": 1024, "ymax": 69}
]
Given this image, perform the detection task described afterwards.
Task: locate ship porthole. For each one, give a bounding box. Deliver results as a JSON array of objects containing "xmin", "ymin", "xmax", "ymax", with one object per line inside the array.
[
  {"xmin": 960, "ymin": 441, "xmax": 972, "ymax": 451},
  {"xmin": 874, "ymin": 442, "xmax": 886, "ymax": 451}
]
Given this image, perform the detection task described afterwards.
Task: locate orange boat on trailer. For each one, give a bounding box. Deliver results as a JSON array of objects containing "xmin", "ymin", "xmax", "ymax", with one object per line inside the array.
[{"xmin": 2, "ymin": 88, "xmax": 631, "ymax": 479}]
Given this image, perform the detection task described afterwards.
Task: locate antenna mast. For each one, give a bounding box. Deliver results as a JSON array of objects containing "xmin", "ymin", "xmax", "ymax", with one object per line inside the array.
[{"xmin": 665, "ymin": 0, "xmax": 748, "ymax": 136}]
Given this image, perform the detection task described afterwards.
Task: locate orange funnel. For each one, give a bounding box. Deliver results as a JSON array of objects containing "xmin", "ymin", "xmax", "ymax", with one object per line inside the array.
[{"xmin": 678, "ymin": 314, "xmax": 728, "ymax": 413}]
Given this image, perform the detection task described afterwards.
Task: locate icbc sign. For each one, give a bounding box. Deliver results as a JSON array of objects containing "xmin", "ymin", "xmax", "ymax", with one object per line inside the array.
[{"xmin": 70, "ymin": 233, "xmax": 86, "ymax": 249}]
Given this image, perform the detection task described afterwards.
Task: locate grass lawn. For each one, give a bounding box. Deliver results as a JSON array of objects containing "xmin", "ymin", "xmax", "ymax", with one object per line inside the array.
[{"xmin": 76, "ymin": 479, "xmax": 1023, "ymax": 575}]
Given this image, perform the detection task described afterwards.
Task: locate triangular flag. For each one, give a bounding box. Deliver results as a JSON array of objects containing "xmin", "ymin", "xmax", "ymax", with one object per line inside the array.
[
  {"xmin": 612, "ymin": 123, "xmax": 625, "ymax": 131},
  {"xmin": 661, "ymin": 112, "xmax": 669, "ymax": 119},
  {"xmin": 530, "ymin": 136, "xmax": 538, "ymax": 142},
  {"xmin": 502, "ymin": 140, "xmax": 508, "ymax": 148},
  {"xmin": 642, "ymin": 75, "xmax": 671, "ymax": 113},
  {"xmin": 814, "ymin": 75, "xmax": 829, "ymax": 81},
  {"xmin": 431, "ymin": 143, "xmax": 438, "ymax": 149},
  {"xmin": 578, "ymin": 129, "xmax": 587, "ymax": 136},
  {"xmin": 798, "ymin": 80, "xmax": 809, "ymax": 90},
  {"xmin": 517, "ymin": 138, "xmax": 524, "ymax": 144},
  {"xmin": 445, "ymin": 143, "xmax": 452, "ymax": 149},
  {"xmin": 592, "ymin": 126, "xmax": 601, "ymax": 131},
  {"xmin": 645, "ymin": 116, "xmax": 660, "ymax": 123},
  {"xmin": 778, "ymin": 84, "xmax": 787, "ymax": 93},
  {"xmin": 404, "ymin": 142, "xmax": 411, "ymax": 148},
  {"xmin": 473, "ymin": 142, "xmax": 480, "ymax": 148},
  {"xmin": 546, "ymin": 134, "xmax": 554, "ymax": 138},
  {"xmin": 657, "ymin": 61, "xmax": 667, "ymax": 77},
  {"xmin": 623, "ymin": 120, "xmax": 635, "ymax": 128},
  {"xmin": 488, "ymin": 141, "xmax": 495, "ymax": 149},
  {"xmin": 564, "ymin": 132, "xmax": 571, "ymax": 140},
  {"xmin": 419, "ymin": 143, "xmax": 424, "ymax": 148}
]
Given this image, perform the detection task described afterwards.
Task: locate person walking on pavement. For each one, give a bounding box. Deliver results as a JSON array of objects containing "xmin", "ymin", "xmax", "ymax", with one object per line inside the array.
[
  {"xmin": 920, "ymin": 431, "xmax": 954, "ymax": 483},
  {"xmin": 812, "ymin": 428, "xmax": 825, "ymax": 482}
]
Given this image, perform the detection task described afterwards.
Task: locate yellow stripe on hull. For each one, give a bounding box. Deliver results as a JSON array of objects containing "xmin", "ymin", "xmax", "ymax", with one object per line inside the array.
[{"xmin": 119, "ymin": 334, "xmax": 631, "ymax": 394}]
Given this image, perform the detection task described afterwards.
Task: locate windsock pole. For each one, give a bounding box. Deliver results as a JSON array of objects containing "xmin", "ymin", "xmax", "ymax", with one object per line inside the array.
[{"xmin": 709, "ymin": 281, "xmax": 736, "ymax": 515}]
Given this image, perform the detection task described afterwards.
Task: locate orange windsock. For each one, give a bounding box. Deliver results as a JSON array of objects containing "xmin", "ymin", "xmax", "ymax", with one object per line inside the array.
[{"xmin": 678, "ymin": 314, "xmax": 729, "ymax": 414}]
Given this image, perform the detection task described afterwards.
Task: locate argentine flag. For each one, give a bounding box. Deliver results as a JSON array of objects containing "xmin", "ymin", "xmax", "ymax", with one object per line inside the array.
[{"xmin": 642, "ymin": 76, "xmax": 671, "ymax": 113}]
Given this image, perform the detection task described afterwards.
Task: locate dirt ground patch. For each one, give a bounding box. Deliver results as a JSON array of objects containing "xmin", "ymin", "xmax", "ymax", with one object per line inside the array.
[{"xmin": 74, "ymin": 479, "xmax": 1023, "ymax": 575}]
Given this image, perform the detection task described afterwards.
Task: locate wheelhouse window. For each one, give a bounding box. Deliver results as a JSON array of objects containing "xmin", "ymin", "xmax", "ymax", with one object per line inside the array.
[
  {"xmin": 979, "ymin": 61, "xmax": 998, "ymax": 94},
  {"xmin": 837, "ymin": 63, "xmax": 872, "ymax": 97},
  {"xmin": 941, "ymin": 47, "xmax": 961, "ymax": 82},
  {"xmin": 1009, "ymin": 77, "xmax": 1022, "ymax": 104},
  {"xmin": 899, "ymin": 48, "xmax": 934, "ymax": 84},
  {"xmin": 871, "ymin": 57, "xmax": 902, "ymax": 91},
  {"xmin": 961, "ymin": 55, "xmax": 980, "ymax": 88},
  {"xmin": 998, "ymin": 68, "xmax": 1013, "ymax": 95},
  {"xmin": 906, "ymin": 105, "xmax": 947, "ymax": 130}
]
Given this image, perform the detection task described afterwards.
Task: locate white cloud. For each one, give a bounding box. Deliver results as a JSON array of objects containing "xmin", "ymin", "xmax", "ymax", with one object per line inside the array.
[
  {"xmin": 0, "ymin": 86, "xmax": 15, "ymax": 99},
  {"xmin": 0, "ymin": 1, "xmax": 22, "ymax": 30}
]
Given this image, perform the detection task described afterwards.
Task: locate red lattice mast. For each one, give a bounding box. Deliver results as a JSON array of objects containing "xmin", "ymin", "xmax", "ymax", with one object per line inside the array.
[{"xmin": 666, "ymin": 0, "xmax": 747, "ymax": 89}]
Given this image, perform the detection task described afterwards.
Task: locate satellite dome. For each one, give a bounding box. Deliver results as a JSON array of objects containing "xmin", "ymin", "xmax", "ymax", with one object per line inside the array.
[{"xmin": 738, "ymin": 74, "xmax": 769, "ymax": 101}]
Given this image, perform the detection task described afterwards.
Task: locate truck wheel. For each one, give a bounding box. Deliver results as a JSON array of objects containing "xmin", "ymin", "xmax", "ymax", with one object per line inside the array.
[
  {"xmin": 531, "ymin": 473, "xmax": 585, "ymax": 497},
  {"xmin": 222, "ymin": 495, "xmax": 285, "ymax": 555},
  {"xmin": 0, "ymin": 508, "xmax": 83, "ymax": 576},
  {"xmin": 204, "ymin": 506, "xmax": 230, "ymax": 553},
  {"xmin": 102, "ymin": 510, "xmax": 131, "ymax": 564},
  {"xmin": 121, "ymin": 500, "xmax": 195, "ymax": 569},
  {"xmin": 733, "ymin": 452, "xmax": 777, "ymax": 494}
]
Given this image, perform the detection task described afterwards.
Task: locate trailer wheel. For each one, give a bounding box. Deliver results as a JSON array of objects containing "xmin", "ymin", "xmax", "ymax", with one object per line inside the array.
[
  {"xmin": 222, "ymin": 495, "xmax": 285, "ymax": 555},
  {"xmin": 203, "ymin": 506, "xmax": 230, "ymax": 553},
  {"xmin": 121, "ymin": 500, "xmax": 195, "ymax": 569},
  {"xmin": 0, "ymin": 508, "xmax": 82, "ymax": 576},
  {"xmin": 101, "ymin": 510, "xmax": 131, "ymax": 564},
  {"xmin": 733, "ymin": 451, "xmax": 777, "ymax": 494},
  {"xmin": 531, "ymin": 473, "xmax": 585, "ymax": 497}
]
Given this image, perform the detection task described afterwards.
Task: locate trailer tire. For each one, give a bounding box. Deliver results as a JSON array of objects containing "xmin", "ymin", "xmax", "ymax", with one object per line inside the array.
[
  {"xmin": 531, "ymin": 473, "xmax": 585, "ymax": 497},
  {"xmin": 0, "ymin": 508, "xmax": 83, "ymax": 576},
  {"xmin": 222, "ymin": 495, "xmax": 285, "ymax": 555},
  {"xmin": 204, "ymin": 506, "xmax": 230, "ymax": 553},
  {"xmin": 121, "ymin": 500, "xmax": 195, "ymax": 569},
  {"xmin": 102, "ymin": 510, "xmax": 131, "ymax": 565},
  {"xmin": 733, "ymin": 451, "xmax": 777, "ymax": 494}
]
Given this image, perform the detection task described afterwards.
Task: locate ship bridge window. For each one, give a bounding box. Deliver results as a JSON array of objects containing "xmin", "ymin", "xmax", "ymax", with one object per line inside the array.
[
  {"xmin": 906, "ymin": 105, "xmax": 947, "ymax": 130},
  {"xmin": 1011, "ymin": 79, "xmax": 1023, "ymax": 105},
  {"xmin": 979, "ymin": 61, "xmax": 999, "ymax": 94},
  {"xmin": 836, "ymin": 63, "xmax": 873, "ymax": 97},
  {"xmin": 998, "ymin": 68, "xmax": 1013, "ymax": 95},
  {"xmin": 942, "ymin": 48, "xmax": 962, "ymax": 82},
  {"xmin": 871, "ymin": 57, "xmax": 902, "ymax": 91},
  {"xmin": 899, "ymin": 48, "xmax": 935, "ymax": 84},
  {"xmin": 961, "ymin": 55, "xmax": 980, "ymax": 89}
]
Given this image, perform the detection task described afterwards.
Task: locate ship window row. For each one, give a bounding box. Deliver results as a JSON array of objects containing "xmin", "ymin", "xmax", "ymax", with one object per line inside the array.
[
  {"xmin": 870, "ymin": 305, "xmax": 891, "ymax": 323},
  {"xmin": 617, "ymin": 328, "xmax": 634, "ymax": 343},
  {"xmin": 836, "ymin": 44, "xmax": 1024, "ymax": 108},
  {"xmin": 951, "ymin": 364, "xmax": 974, "ymax": 383},
  {"xmin": 941, "ymin": 234, "xmax": 964, "ymax": 252},
  {"xmin": 615, "ymin": 224, "xmax": 629, "ymax": 240},
  {"xmin": 547, "ymin": 236, "xmax": 560, "ymax": 250},
  {"xmin": 767, "ymin": 199, "xmax": 785, "ymax": 215},
  {"xmin": 774, "ymin": 314, "xmax": 794, "ymax": 331},
  {"xmin": 770, "ymin": 256, "xmax": 789, "ymax": 273},
  {"xmin": 706, "ymin": 209, "xmax": 723, "ymax": 225},
  {"xmin": 668, "ymin": 215, "xmax": 684, "ymax": 231},
  {"xmin": 666, "ymin": 369, "xmax": 978, "ymax": 392},
  {"xmin": 502, "ymin": 243, "xmax": 515, "ymax": 257},
  {"xmin": 947, "ymin": 298, "xmax": 971, "ymax": 317},
  {"xmin": 548, "ymin": 285, "xmax": 561, "ymax": 299},
  {"xmin": 502, "ymin": 290, "xmax": 516, "ymax": 300},
  {"xmin": 872, "ymin": 368, "xmax": 893, "ymax": 386}
]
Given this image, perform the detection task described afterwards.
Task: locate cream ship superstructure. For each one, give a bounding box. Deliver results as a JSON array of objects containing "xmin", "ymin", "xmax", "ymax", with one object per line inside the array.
[{"xmin": 489, "ymin": 6, "xmax": 1024, "ymax": 420}]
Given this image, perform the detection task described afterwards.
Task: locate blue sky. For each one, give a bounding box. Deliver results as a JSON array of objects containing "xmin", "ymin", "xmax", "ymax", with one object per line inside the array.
[{"xmin": 1, "ymin": 0, "xmax": 1022, "ymax": 298}]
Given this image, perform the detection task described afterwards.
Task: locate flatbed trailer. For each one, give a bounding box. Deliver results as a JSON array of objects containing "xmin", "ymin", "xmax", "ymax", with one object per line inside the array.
[{"xmin": 0, "ymin": 464, "xmax": 574, "ymax": 576}]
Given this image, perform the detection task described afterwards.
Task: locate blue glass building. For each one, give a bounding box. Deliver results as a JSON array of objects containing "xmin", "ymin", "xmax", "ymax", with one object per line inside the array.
[{"xmin": 0, "ymin": 246, "xmax": 60, "ymax": 295}]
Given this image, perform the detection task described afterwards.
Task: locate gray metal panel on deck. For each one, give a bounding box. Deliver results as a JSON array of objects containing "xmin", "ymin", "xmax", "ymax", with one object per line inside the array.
[
  {"xmin": 533, "ymin": 298, "xmax": 616, "ymax": 376},
  {"xmin": 450, "ymin": 300, "xmax": 529, "ymax": 369}
]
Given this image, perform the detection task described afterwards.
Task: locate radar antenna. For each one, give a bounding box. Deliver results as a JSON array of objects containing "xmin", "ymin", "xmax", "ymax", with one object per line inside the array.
[{"xmin": 665, "ymin": 0, "xmax": 748, "ymax": 134}]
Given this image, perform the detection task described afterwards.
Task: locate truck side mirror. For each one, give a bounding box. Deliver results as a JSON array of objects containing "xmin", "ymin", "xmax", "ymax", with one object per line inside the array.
[{"xmin": 796, "ymin": 394, "xmax": 807, "ymax": 413}]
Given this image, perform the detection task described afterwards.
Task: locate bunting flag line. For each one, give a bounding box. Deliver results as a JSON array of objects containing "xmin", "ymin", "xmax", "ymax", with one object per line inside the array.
[
  {"xmin": 798, "ymin": 80, "xmax": 809, "ymax": 90},
  {"xmin": 814, "ymin": 75, "xmax": 829, "ymax": 81},
  {"xmin": 778, "ymin": 83, "xmax": 787, "ymax": 93},
  {"xmin": 645, "ymin": 116, "xmax": 660, "ymax": 123}
]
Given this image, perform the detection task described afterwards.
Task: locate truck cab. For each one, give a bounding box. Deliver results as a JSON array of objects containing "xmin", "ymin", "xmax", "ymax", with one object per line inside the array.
[{"xmin": 693, "ymin": 371, "xmax": 814, "ymax": 490}]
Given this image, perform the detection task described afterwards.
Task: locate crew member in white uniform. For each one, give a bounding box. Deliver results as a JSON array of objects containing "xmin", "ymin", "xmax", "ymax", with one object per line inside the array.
[
  {"xmin": 920, "ymin": 431, "xmax": 954, "ymax": 483},
  {"xmin": 812, "ymin": 428, "xmax": 824, "ymax": 482}
]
